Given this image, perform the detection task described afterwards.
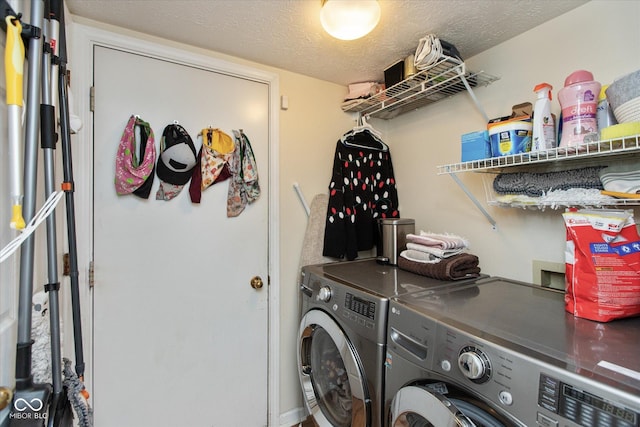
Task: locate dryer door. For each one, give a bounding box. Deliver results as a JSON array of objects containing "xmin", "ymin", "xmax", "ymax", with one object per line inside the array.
[
  {"xmin": 390, "ymin": 386, "xmax": 509, "ymax": 427},
  {"xmin": 298, "ymin": 309, "xmax": 370, "ymax": 427}
]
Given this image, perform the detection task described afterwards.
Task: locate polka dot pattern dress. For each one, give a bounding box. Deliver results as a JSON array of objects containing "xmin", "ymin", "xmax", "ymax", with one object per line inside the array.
[{"xmin": 323, "ymin": 140, "xmax": 400, "ymax": 260}]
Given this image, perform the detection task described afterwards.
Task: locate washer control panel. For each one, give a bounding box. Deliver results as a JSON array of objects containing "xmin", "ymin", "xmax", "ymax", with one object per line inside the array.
[
  {"xmin": 302, "ymin": 273, "xmax": 387, "ymax": 343},
  {"xmin": 458, "ymin": 346, "xmax": 491, "ymax": 383},
  {"xmin": 316, "ymin": 286, "xmax": 332, "ymax": 302},
  {"xmin": 539, "ymin": 374, "xmax": 639, "ymax": 427},
  {"xmin": 345, "ymin": 292, "xmax": 376, "ymax": 321}
]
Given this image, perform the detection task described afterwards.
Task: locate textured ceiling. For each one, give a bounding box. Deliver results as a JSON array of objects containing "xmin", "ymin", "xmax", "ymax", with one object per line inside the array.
[{"xmin": 65, "ymin": 0, "xmax": 588, "ymax": 87}]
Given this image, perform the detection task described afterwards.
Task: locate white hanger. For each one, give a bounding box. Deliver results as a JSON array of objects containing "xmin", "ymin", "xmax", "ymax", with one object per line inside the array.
[
  {"xmin": 340, "ymin": 115, "xmax": 388, "ymax": 151},
  {"xmin": 351, "ymin": 115, "xmax": 382, "ymax": 138}
]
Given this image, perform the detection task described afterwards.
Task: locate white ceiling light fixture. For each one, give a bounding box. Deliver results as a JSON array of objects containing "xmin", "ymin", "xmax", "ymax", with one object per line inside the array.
[{"xmin": 320, "ymin": 0, "xmax": 381, "ymax": 41}]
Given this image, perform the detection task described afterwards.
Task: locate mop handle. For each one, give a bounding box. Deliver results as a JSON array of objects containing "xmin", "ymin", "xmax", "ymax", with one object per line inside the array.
[{"xmin": 5, "ymin": 15, "xmax": 26, "ymax": 230}]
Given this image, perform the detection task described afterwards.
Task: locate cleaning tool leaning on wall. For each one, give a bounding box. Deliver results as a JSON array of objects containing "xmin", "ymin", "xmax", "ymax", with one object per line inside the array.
[
  {"xmin": 39, "ymin": 1, "xmax": 74, "ymax": 422},
  {"xmin": 5, "ymin": 13, "xmax": 25, "ymax": 231},
  {"xmin": 54, "ymin": 0, "xmax": 93, "ymax": 422},
  {"xmin": 5, "ymin": 1, "xmax": 54, "ymax": 425}
]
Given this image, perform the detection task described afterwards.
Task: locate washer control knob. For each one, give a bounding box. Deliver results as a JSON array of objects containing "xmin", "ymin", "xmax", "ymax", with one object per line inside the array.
[
  {"xmin": 458, "ymin": 346, "xmax": 491, "ymax": 383},
  {"xmin": 317, "ymin": 286, "xmax": 332, "ymax": 302},
  {"xmin": 440, "ymin": 360, "xmax": 452, "ymax": 372}
]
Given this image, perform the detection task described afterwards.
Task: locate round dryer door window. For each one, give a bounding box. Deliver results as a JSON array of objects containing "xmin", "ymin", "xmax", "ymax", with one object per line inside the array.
[
  {"xmin": 298, "ymin": 309, "xmax": 369, "ymax": 427},
  {"xmin": 390, "ymin": 386, "xmax": 509, "ymax": 427}
]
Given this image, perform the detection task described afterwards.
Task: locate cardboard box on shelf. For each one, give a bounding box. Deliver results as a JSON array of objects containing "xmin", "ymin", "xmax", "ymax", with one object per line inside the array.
[{"xmin": 461, "ymin": 130, "xmax": 490, "ymax": 162}]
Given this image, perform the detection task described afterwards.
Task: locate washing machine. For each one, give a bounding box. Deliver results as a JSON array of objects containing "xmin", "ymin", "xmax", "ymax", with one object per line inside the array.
[
  {"xmin": 384, "ymin": 276, "xmax": 640, "ymax": 427},
  {"xmin": 297, "ymin": 259, "xmax": 485, "ymax": 427}
]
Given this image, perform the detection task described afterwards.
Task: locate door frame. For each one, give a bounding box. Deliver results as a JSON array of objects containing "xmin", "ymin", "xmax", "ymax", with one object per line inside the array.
[{"xmin": 69, "ymin": 21, "xmax": 280, "ymax": 425}]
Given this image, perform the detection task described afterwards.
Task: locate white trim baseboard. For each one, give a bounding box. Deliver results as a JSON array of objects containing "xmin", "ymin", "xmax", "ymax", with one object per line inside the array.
[{"xmin": 279, "ymin": 407, "xmax": 307, "ymax": 427}]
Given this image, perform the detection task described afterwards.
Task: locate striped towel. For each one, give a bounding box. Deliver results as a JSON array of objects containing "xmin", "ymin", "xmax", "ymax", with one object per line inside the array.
[
  {"xmin": 406, "ymin": 231, "xmax": 469, "ymax": 250},
  {"xmin": 406, "ymin": 242, "xmax": 465, "ymax": 259},
  {"xmin": 599, "ymin": 164, "xmax": 640, "ymax": 194}
]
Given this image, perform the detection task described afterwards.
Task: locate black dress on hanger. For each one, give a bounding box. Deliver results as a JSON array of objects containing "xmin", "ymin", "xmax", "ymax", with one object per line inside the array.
[{"xmin": 323, "ymin": 129, "xmax": 400, "ymax": 260}]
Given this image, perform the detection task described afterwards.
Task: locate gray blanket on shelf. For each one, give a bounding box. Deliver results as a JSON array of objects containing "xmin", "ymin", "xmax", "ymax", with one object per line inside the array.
[{"xmin": 493, "ymin": 166, "xmax": 605, "ymax": 197}]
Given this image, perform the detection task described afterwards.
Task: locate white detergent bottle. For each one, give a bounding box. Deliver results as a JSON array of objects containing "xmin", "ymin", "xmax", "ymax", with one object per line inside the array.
[{"xmin": 531, "ymin": 82, "xmax": 556, "ymax": 152}]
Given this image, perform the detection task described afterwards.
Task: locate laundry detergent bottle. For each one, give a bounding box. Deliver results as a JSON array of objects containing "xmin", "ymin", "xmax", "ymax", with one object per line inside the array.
[
  {"xmin": 558, "ymin": 70, "xmax": 600, "ymax": 148},
  {"xmin": 531, "ymin": 82, "xmax": 556, "ymax": 151}
]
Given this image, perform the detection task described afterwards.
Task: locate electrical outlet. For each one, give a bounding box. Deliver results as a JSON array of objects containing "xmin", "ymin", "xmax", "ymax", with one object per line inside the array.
[{"xmin": 532, "ymin": 260, "xmax": 565, "ymax": 290}]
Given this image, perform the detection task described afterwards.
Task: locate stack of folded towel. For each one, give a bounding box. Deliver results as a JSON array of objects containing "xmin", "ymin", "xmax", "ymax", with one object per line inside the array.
[
  {"xmin": 599, "ymin": 163, "xmax": 640, "ymax": 194},
  {"xmin": 398, "ymin": 231, "xmax": 481, "ymax": 280}
]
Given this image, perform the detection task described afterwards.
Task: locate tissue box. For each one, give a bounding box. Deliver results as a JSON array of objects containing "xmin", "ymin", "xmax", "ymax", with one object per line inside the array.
[{"xmin": 461, "ymin": 130, "xmax": 490, "ymax": 162}]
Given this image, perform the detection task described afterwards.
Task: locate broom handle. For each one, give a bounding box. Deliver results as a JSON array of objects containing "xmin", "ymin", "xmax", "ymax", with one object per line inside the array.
[
  {"xmin": 41, "ymin": 0, "xmax": 64, "ymax": 403},
  {"xmin": 16, "ymin": 0, "xmax": 45, "ymax": 389},
  {"xmin": 5, "ymin": 15, "xmax": 25, "ymax": 230},
  {"xmin": 54, "ymin": 0, "xmax": 87, "ymax": 381}
]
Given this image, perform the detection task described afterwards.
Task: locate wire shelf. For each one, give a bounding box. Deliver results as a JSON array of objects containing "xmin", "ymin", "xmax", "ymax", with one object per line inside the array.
[
  {"xmin": 466, "ymin": 136, "xmax": 640, "ymax": 210},
  {"xmin": 438, "ymin": 133, "xmax": 640, "ymax": 174},
  {"xmin": 487, "ymin": 199, "xmax": 640, "ymax": 210},
  {"xmin": 342, "ymin": 56, "xmax": 499, "ymax": 120}
]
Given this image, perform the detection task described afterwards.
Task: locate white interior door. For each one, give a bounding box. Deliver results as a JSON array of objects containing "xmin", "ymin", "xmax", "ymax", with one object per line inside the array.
[{"xmin": 92, "ymin": 46, "xmax": 269, "ymax": 427}]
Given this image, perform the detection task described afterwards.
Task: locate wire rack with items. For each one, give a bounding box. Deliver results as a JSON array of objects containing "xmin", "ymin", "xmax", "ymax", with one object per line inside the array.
[
  {"xmin": 481, "ymin": 173, "xmax": 640, "ymax": 210},
  {"xmin": 439, "ymin": 133, "xmax": 640, "ymax": 214},
  {"xmin": 343, "ymin": 56, "xmax": 499, "ymax": 120},
  {"xmin": 438, "ymin": 133, "xmax": 640, "ymax": 174}
]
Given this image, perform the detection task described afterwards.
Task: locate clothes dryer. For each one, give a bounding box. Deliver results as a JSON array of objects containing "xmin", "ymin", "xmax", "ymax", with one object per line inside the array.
[
  {"xmin": 298, "ymin": 259, "xmax": 484, "ymax": 427},
  {"xmin": 385, "ymin": 277, "xmax": 640, "ymax": 427}
]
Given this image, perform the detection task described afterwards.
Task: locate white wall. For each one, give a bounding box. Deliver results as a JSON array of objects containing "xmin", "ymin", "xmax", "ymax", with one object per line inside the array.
[
  {"xmin": 386, "ymin": 0, "xmax": 640, "ymax": 283},
  {"xmin": 277, "ymin": 69, "xmax": 354, "ymax": 423}
]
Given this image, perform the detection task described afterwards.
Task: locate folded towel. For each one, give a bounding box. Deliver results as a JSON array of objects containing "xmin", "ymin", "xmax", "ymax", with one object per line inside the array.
[
  {"xmin": 599, "ymin": 164, "xmax": 640, "ymax": 194},
  {"xmin": 398, "ymin": 252, "xmax": 481, "ymax": 281},
  {"xmin": 401, "ymin": 248, "xmax": 440, "ymax": 263},
  {"xmin": 344, "ymin": 82, "xmax": 382, "ymax": 101},
  {"xmin": 406, "ymin": 231, "xmax": 469, "ymax": 250},
  {"xmin": 406, "ymin": 242, "xmax": 465, "ymax": 259}
]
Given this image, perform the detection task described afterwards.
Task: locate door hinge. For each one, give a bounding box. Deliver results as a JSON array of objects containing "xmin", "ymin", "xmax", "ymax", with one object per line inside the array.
[
  {"xmin": 89, "ymin": 86, "xmax": 95, "ymax": 112},
  {"xmin": 89, "ymin": 261, "xmax": 95, "ymax": 288}
]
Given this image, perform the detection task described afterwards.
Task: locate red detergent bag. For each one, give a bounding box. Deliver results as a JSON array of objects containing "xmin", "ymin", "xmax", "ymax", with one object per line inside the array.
[{"xmin": 563, "ymin": 209, "xmax": 640, "ymax": 322}]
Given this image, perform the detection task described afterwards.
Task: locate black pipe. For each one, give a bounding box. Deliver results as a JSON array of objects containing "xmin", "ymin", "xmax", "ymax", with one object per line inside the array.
[{"xmin": 54, "ymin": 0, "xmax": 86, "ymax": 380}]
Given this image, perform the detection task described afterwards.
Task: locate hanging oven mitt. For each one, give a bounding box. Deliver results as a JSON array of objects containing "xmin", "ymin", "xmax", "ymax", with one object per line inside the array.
[
  {"xmin": 114, "ymin": 115, "xmax": 156, "ymax": 199},
  {"xmin": 227, "ymin": 130, "xmax": 260, "ymax": 217}
]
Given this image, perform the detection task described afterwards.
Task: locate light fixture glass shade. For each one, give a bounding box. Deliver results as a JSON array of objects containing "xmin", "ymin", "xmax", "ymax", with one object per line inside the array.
[{"xmin": 320, "ymin": 0, "xmax": 381, "ymax": 41}]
